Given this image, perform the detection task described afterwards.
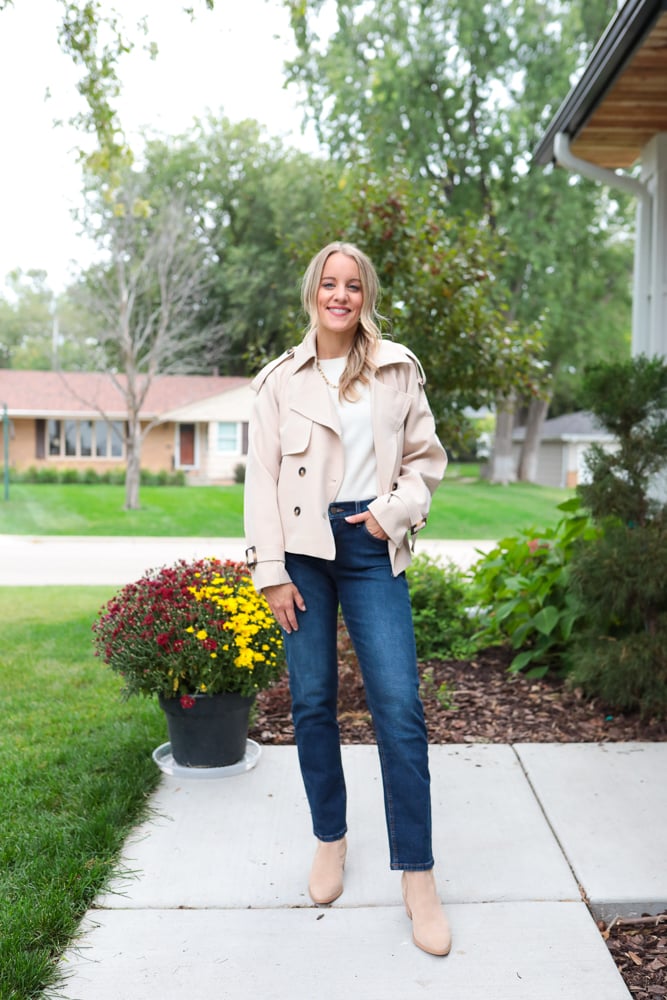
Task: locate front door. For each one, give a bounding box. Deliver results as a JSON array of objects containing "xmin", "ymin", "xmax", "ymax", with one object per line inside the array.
[{"xmin": 178, "ymin": 423, "xmax": 196, "ymax": 467}]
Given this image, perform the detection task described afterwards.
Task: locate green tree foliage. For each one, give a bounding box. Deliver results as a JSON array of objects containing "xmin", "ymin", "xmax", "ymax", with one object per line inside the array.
[
  {"xmin": 117, "ymin": 125, "xmax": 545, "ymax": 448},
  {"xmin": 283, "ymin": 0, "xmax": 632, "ymax": 416},
  {"xmin": 0, "ymin": 270, "xmax": 98, "ymax": 370},
  {"xmin": 141, "ymin": 117, "xmax": 342, "ymax": 373},
  {"xmin": 566, "ymin": 356, "xmax": 667, "ymax": 718},
  {"xmin": 331, "ymin": 167, "xmax": 545, "ymax": 445}
]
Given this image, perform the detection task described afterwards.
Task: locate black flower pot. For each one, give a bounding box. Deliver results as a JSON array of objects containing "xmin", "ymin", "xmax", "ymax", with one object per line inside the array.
[{"xmin": 158, "ymin": 692, "xmax": 255, "ymax": 767}]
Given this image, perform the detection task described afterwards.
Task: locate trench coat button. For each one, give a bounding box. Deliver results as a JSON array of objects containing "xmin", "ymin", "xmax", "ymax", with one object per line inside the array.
[
  {"xmin": 294, "ymin": 506, "xmax": 301, "ymax": 516},
  {"xmin": 392, "ymin": 482, "xmax": 398, "ymax": 491},
  {"xmin": 298, "ymin": 466, "xmax": 306, "ymax": 476}
]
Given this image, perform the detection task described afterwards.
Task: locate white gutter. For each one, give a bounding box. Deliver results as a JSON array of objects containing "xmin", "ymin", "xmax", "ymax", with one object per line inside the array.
[
  {"xmin": 553, "ymin": 132, "xmax": 650, "ymax": 205},
  {"xmin": 553, "ymin": 132, "xmax": 652, "ymax": 348}
]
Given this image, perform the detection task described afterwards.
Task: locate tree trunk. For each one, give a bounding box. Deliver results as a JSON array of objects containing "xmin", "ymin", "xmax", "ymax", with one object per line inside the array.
[
  {"xmin": 517, "ymin": 396, "xmax": 551, "ymax": 482},
  {"xmin": 124, "ymin": 419, "xmax": 142, "ymax": 510},
  {"xmin": 487, "ymin": 395, "xmax": 517, "ymax": 484}
]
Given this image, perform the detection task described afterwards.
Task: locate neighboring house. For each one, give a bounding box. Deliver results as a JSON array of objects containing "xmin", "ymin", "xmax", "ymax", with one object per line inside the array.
[
  {"xmin": 512, "ymin": 411, "xmax": 615, "ymax": 489},
  {"xmin": 0, "ymin": 369, "xmax": 254, "ymax": 484}
]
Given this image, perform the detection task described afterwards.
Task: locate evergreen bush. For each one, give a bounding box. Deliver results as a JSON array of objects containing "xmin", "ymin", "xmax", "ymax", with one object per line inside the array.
[{"xmin": 567, "ymin": 355, "xmax": 667, "ymax": 718}]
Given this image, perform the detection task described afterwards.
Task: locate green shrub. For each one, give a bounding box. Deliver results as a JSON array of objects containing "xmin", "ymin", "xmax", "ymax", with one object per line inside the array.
[
  {"xmin": 234, "ymin": 462, "xmax": 246, "ymax": 484},
  {"xmin": 406, "ymin": 553, "xmax": 479, "ymax": 661},
  {"xmin": 469, "ymin": 498, "xmax": 598, "ymax": 677},
  {"xmin": 61, "ymin": 468, "xmax": 80, "ymax": 484},
  {"xmin": 82, "ymin": 468, "xmax": 101, "ymax": 484},
  {"xmin": 565, "ymin": 355, "xmax": 667, "ymax": 718},
  {"xmin": 35, "ymin": 466, "xmax": 59, "ymax": 484},
  {"xmin": 566, "ymin": 517, "xmax": 667, "ymax": 717}
]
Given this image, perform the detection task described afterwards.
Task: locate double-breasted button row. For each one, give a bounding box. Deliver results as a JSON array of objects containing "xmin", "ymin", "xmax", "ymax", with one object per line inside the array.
[
  {"xmin": 298, "ymin": 466, "xmax": 306, "ymax": 476},
  {"xmin": 294, "ymin": 506, "xmax": 301, "ymax": 516}
]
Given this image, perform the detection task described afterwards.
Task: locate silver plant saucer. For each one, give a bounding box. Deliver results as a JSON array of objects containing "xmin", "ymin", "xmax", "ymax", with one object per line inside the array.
[{"xmin": 152, "ymin": 739, "xmax": 261, "ymax": 779}]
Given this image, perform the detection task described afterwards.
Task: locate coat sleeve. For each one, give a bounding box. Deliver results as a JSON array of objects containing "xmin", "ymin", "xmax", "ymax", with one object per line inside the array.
[
  {"xmin": 243, "ymin": 374, "xmax": 293, "ymax": 593},
  {"xmin": 367, "ymin": 358, "xmax": 447, "ymax": 547}
]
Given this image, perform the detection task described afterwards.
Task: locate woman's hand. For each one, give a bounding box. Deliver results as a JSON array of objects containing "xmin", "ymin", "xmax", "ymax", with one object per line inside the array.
[
  {"xmin": 262, "ymin": 583, "xmax": 306, "ymax": 634},
  {"xmin": 344, "ymin": 510, "xmax": 389, "ymax": 540}
]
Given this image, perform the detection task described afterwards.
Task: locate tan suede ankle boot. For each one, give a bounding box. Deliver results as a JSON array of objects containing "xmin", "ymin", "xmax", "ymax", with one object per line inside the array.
[
  {"xmin": 402, "ymin": 870, "xmax": 451, "ymax": 956},
  {"xmin": 308, "ymin": 837, "xmax": 347, "ymax": 905}
]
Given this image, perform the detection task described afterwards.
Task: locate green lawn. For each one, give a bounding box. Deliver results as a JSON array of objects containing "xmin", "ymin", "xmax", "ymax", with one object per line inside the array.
[
  {"xmin": 0, "ymin": 475, "xmax": 573, "ymax": 539},
  {"xmin": 0, "ymin": 588, "xmax": 166, "ymax": 1000}
]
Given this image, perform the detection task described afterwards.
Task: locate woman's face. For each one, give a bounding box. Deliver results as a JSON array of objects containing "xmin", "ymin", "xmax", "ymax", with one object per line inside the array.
[{"xmin": 316, "ymin": 252, "xmax": 363, "ymax": 345}]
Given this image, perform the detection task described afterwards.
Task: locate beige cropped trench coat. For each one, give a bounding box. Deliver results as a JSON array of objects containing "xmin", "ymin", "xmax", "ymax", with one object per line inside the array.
[{"xmin": 243, "ymin": 333, "xmax": 447, "ymax": 592}]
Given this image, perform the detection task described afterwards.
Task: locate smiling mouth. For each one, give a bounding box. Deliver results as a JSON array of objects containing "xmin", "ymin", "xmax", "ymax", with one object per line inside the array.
[{"xmin": 328, "ymin": 307, "xmax": 349, "ymax": 315}]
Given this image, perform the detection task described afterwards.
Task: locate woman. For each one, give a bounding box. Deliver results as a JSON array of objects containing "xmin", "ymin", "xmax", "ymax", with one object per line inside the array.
[{"xmin": 243, "ymin": 241, "xmax": 450, "ymax": 956}]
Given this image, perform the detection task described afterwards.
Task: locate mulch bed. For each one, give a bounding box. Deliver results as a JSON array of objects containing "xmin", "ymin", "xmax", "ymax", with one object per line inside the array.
[{"xmin": 248, "ymin": 623, "xmax": 667, "ymax": 996}]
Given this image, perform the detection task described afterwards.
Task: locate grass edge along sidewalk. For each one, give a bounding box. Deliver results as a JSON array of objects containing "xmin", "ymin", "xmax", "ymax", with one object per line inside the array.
[{"xmin": 0, "ymin": 587, "xmax": 165, "ymax": 1000}]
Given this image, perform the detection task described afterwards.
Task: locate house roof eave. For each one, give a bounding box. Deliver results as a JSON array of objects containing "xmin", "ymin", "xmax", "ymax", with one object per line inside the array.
[{"xmin": 533, "ymin": 0, "xmax": 667, "ymax": 166}]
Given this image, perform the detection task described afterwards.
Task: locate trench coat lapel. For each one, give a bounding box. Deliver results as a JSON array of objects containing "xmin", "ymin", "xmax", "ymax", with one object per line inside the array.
[{"xmin": 287, "ymin": 354, "xmax": 341, "ymax": 434}]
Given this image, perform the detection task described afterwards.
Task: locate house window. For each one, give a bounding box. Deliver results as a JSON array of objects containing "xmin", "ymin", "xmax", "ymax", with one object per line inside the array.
[
  {"xmin": 46, "ymin": 418, "xmax": 125, "ymax": 459},
  {"xmin": 94, "ymin": 420, "xmax": 124, "ymax": 458},
  {"xmin": 64, "ymin": 420, "xmax": 77, "ymax": 457},
  {"xmin": 80, "ymin": 420, "xmax": 93, "ymax": 457},
  {"xmin": 48, "ymin": 419, "xmax": 61, "ymax": 456},
  {"xmin": 216, "ymin": 421, "xmax": 240, "ymax": 454}
]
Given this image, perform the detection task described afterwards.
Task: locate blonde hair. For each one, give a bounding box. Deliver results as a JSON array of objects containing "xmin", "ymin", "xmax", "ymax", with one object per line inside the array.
[{"xmin": 301, "ymin": 241, "xmax": 383, "ymax": 401}]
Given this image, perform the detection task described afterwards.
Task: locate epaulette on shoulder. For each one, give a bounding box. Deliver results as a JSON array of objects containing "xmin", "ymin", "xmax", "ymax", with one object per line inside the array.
[
  {"xmin": 379, "ymin": 340, "xmax": 426, "ymax": 386},
  {"xmin": 402, "ymin": 346, "xmax": 426, "ymax": 386},
  {"xmin": 250, "ymin": 347, "xmax": 296, "ymax": 393}
]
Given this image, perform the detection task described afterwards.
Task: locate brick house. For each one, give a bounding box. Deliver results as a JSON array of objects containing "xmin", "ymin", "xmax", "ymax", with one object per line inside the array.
[{"xmin": 0, "ymin": 369, "xmax": 254, "ymax": 484}]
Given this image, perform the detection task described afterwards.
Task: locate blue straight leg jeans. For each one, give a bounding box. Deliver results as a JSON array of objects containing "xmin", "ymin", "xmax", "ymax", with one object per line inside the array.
[{"xmin": 283, "ymin": 500, "xmax": 434, "ymax": 871}]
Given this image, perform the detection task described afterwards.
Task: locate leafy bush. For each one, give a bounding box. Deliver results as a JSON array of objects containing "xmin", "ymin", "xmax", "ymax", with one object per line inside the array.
[
  {"xmin": 406, "ymin": 553, "xmax": 479, "ymax": 661},
  {"xmin": 469, "ymin": 498, "xmax": 598, "ymax": 677}
]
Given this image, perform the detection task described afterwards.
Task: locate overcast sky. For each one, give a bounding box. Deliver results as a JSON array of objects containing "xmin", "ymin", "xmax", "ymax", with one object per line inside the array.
[{"xmin": 0, "ymin": 0, "xmax": 319, "ymax": 293}]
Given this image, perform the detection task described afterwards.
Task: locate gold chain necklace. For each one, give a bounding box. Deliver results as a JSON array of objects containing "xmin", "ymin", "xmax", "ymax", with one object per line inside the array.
[{"xmin": 315, "ymin": 358, "xmax": 340, "ymax": 389}]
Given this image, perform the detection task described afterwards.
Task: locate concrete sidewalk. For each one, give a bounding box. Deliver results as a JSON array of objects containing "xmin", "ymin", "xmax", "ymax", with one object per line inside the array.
[
  {"xmin": 49, "ymin": 742, "xmax": 667, "ymax": 1000},
  {"xmin": 0, "ymin": 534, "xmax": 497, "ymax": 586}
]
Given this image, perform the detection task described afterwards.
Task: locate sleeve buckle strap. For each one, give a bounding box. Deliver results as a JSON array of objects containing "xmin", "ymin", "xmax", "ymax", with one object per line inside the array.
[
  {"xmin": 245, "ymin": 546, "xmax": 257, "ymax": 569},
  {"xmin": 410, "ymin": 517, "xmax": 427, "ymax": 536}
]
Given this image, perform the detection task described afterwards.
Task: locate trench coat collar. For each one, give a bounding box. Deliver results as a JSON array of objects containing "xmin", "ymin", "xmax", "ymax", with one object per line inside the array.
[{"xmin": 293, "ymin": 332, "xmax": 424, "ymax": 380}]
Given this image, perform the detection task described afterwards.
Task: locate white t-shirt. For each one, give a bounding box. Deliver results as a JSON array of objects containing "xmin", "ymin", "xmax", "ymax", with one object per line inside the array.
[{"xmin": 317, "ymin": 356, "xmax": 378, "ymax": 502}]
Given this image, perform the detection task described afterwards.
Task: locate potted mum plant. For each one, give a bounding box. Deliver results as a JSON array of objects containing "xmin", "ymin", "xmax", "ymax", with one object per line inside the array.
[{"xmin": 92, "ymin": 557, "xmax": 285, "ymax": 768}]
